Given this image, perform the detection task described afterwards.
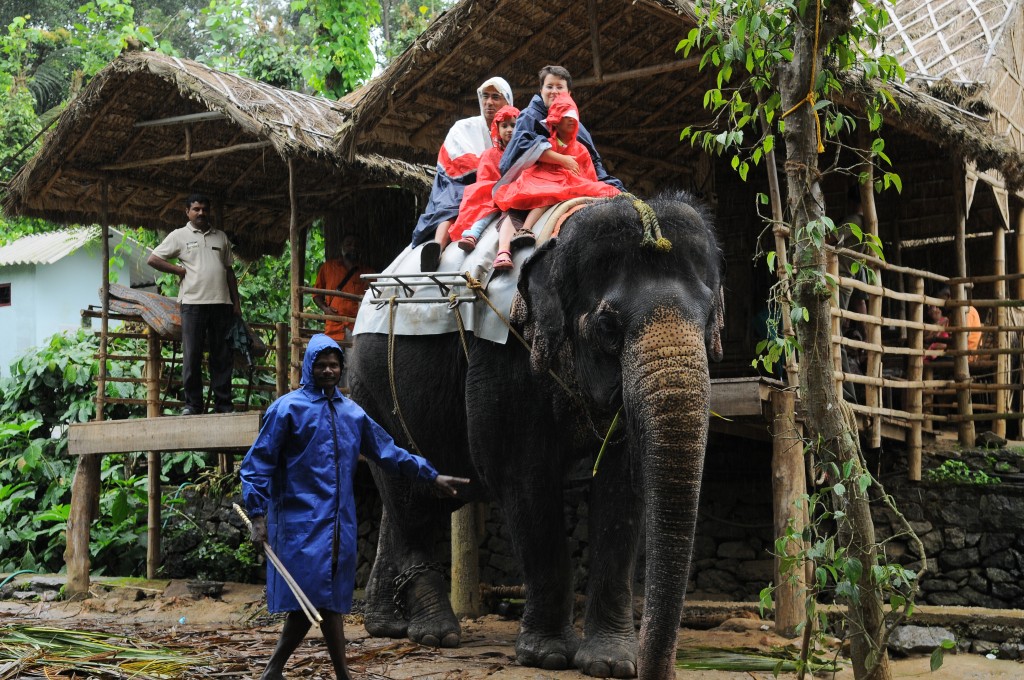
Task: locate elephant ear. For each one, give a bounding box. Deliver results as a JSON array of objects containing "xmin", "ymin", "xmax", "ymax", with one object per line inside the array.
[
  {"xmin": 706, "ymin": 285, "xmax": 725, "ymax": 363},
  {"xmin": 517, "ymin": 238, "xmax": 566, "ymax": 374}
]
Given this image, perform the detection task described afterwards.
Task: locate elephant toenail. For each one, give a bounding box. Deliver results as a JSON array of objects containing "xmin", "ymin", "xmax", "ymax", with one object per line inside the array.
[
  {"xmin": 420, "ymin": 634, "xmax": 440, "ymax": 647},
  {"xmin": 541, "ymin": 654, "xmax": 569, "ymax": 670},
  {"xmin": 589, "ymin": 661, "xmax": 611, "ymax": 677},
  {"xmin": 441, "ymin": 633, "xmax": 460, "ymax": 648},
  {"xmin": 612, "ymin": 661, "xmax": 636, "ymax": 678}
]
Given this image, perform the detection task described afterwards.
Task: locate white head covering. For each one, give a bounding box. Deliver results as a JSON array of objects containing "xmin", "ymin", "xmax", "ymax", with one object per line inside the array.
[{"xmin": 476, "ymin": 77, "xmax": 513, "ymax": 117}]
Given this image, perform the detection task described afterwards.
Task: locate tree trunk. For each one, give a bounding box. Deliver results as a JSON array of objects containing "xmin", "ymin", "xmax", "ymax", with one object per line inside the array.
[{"xmin": 779, "ymin": 6, "xmax": 892, "ymax": 680}]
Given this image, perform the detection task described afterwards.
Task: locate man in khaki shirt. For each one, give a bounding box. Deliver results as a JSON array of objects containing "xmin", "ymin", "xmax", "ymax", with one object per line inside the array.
[{"xmin": 148, "ymin": 194, "xmax": 241, "ymax": 415}]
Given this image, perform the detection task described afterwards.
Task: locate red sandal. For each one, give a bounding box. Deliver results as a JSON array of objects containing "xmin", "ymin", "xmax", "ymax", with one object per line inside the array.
[
  {"xmin": 457, "ymin": 235, "xmax": 478, "ymax": 252},
  {"xmin": 492, "ymin": 250, "xmax": 513, "ymax": 270}
]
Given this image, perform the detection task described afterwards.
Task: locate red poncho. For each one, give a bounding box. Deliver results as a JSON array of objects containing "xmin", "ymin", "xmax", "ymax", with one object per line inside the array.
[
  {"xmin": 493, "ymin": 94, "xmax": 619, "ymax": 212},
  {"xmin": 448, "ymin": 105, "xmax": 520, "ymax": 241}
]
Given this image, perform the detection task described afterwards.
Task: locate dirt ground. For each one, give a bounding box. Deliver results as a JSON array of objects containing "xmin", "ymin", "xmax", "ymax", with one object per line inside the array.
[{"xmin": 1, "ymin": 577, "xmax": 1021, "ymax": 679}]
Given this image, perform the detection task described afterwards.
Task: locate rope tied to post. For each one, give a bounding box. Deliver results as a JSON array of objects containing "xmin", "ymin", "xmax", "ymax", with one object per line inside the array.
[{"xmin": 779, "ymin": 0, "xmax": 825, "ymax": 154}]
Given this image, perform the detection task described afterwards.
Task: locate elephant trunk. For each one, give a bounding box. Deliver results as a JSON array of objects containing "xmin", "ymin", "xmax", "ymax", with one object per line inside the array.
[{"xmin": 623, "ymin": 307, "xmax": 710, "ymax": 680}]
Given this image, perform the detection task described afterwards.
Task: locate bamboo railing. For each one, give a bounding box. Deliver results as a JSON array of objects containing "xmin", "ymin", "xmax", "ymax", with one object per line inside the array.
[{"xmin": 826, "ymin": 246, "xmax": 1024, "ymax": 480}]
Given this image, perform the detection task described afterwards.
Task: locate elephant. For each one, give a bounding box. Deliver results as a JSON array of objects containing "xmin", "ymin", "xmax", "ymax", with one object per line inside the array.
[{"xmin": 349, "ymin": 192, "xmax": 723, "ymax": 680}]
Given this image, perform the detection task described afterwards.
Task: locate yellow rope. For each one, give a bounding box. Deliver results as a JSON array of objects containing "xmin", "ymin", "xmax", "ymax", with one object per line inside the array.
[
  {"xmin": 462, "ymin": 272, "xmax": 578, "ymax": 398},
  {"xmin": 779, "ymin": 0, "xmax": 825, "ymax": 154},
  {"xmin": 387, "ymin": 296, "xmax": 421, "ymax": 454},
  {"xmin": 619, "ymin": 192, "xmax": 671, "ymax": 252},
  {"xmin": 449, "ymin": 292, "xmax": 471, "ymax": 361}
]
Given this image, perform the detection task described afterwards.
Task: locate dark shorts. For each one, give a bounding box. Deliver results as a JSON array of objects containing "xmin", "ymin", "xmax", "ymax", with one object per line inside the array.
[{"xmin": 497, "ymin": 209, "xmax": 530, "ymax": 231}]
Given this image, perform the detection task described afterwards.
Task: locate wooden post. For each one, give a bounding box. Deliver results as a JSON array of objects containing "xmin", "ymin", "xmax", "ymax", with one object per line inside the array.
[
  {"xmin": 758, "ymin": 104, "xmax": 799, "ymax": 387},
  {"xmin": 907, "ymin": 277, "xmax": 925, "ymax": 481},
  {"xmin": 828, "ymin": 252, "xmax": 843, "ymax": 396},
  {"xmin": 770, "ymin": 388, "xmax": 806, "ymax": 637},
  {"xmin": 450, "ymin": 503, "xmax": 482, "ymax": 618},
  {"xmin": 65, "ymin": 181, "xmax": 110, "ymax": 597},
  {"xmin": 858, "ymin": 158, "xmax": 883, "ymax": 448},
  {"xmin": 288, "ymin": 159, "xmax": 302, "ymax": 389},
  {"xmin": 995, "ymin": 221, "xmax": 1009, "ymax": 437},
  {"xmin": 146, "ymin": 329, "xmax": 161, "ymax": 579},
  {"xmin": 952, "ymin": 165, "xmax": 976, "ymax": 445},
  {"xmin": 276, "ymin": 322, "xmax": 288, "ymax": 398},
  {"xmin": 1016, "ymin": 207, "xmax": 1024, "ymax": 300}
]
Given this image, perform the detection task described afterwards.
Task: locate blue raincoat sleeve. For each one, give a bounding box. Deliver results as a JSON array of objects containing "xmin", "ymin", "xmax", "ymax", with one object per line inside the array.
[
  {"xmin": 358, "ymin": 410, "xmax": 439, "ymax": 482},
  {"xmin": 240, "ymin": 399, "xmax": 290, "ymax": 518},
  {"xmin": 499, "ymin": 94, "xmax": 624, "ymax": 192}
]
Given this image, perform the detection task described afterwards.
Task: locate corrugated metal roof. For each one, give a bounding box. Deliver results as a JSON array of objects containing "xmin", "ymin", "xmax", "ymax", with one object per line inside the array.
[{"xmin": 0, "ymin": 227, "xmax": 102, "ymax": 266}]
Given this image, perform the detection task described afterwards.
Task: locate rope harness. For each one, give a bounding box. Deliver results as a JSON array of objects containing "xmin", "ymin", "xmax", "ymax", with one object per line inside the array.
[{"xmin": 382, "ymin": 194, "xmax": 672, "ymax": 470}]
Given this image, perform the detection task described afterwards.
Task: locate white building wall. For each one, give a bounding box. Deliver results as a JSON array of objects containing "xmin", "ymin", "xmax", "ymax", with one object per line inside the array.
[{"xmin": 0, "ymin": 264, "xmax": 38, "ymax": 375}]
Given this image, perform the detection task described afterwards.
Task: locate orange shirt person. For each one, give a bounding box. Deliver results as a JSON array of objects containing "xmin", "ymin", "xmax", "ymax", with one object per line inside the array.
[{"xmin": 313, "ymin": 234, "xmax": 370, "ymax": 342}]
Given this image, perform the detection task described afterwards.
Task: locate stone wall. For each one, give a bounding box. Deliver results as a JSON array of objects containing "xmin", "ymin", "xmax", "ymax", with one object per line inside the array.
[{"xmin": 161, "ymin": 439, "xmax": 1024, "ymax": 611}]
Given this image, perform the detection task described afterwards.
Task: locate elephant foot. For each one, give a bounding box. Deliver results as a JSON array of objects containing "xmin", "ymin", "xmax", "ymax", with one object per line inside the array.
[
  {"xmin": 515, "ymin": 625, "xmax": 580, "ymax": 670},
  {"xmin": 406, "ymin": 605, "xmax": 461, "ymax": 648},
  {"xmin": 574, "ymin": 634, "xmax": 638, "ymax": 678},
  {"xmin": 363, "ymin": 611, "xmax": 409, "ymax": 639}
]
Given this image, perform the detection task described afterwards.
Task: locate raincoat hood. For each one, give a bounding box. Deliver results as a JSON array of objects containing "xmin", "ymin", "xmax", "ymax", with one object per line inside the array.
[
  {"xmin": 546, "ymin": 93, "xmax": 580, "ymax": 143},
  {"xmin": 490, "ymin": 105, "xmax": 520, "ymax": 148},
  {"xmin": 301, "ymin": 333, "xmax": 345, "ymax": 386},
  {"xmin": 477, "ymin": 76, "xmax": 513, "ymax": 117}
]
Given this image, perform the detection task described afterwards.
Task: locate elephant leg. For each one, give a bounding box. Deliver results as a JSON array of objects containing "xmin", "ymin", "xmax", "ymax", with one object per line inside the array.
[
  {"xmin": 363, "ymin": 507, "xmax": 406, "ymax": 638},
  {"xmin": 366, "ymin": 470, "xmax": 460, "ymax": 648},
  {"xmin": 575, "ymin": 441, "xmax": 642, "ymax": 678}
]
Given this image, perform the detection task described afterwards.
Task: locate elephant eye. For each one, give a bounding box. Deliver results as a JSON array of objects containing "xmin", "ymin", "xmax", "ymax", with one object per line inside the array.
[{"xmin": 594, "ymin": 312, "xmax": 622, "ymax": 353}]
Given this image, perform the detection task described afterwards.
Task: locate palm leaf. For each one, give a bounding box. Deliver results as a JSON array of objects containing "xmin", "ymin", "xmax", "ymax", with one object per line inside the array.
[{"xmin": 676, "ymin": 643, "xmax": 841, "ymax": 673}]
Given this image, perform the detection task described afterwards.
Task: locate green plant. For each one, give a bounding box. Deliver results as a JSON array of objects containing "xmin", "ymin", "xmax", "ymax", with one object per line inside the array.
[{"xmin": 925, "ymin": 460, "xmax": 1001, "ymax": 486}]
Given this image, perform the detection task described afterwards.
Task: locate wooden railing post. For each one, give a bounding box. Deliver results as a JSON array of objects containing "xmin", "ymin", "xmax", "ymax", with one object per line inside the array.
[
  {"xmin": 275, "ymin": 322, "xmax": 288, "ymax": 398},
  {"xmin": 146, "ymin": 329, "xmax": 162, "ymax": 579},
  {"xmin": 828, "ymin": 252, "xmax": 843, "ymax": 397},
  {"xmin": 907, "ymin": 278, "xmax": 925, "ymax": 481},
  {"xmin": 451, "ymin": 504, "xmax": 482, "ymax": 618},
  {"xmin": 952, "ymin": 165, "xmax": 976, "ymax": 446},
  {"xmin": 995, "ymin": 224, "xmax": 1008, "ymax": 437}
]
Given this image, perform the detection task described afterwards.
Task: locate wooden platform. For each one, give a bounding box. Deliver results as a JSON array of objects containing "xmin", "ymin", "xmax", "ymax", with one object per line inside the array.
[{"xmin": 68, "ymin": 412, "xmax": 262, "ymax": 455}]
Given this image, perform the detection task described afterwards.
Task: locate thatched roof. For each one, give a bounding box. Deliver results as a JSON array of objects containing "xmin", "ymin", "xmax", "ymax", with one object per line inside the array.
[
  {"xmin": 339, "ymin": 0, "xmax": 1024, "ymax": 194},
  {"xmin": 338, "ymin": 0, "xmax": 705, "ymax": 195},
  {"xmin": 2, "ymin": 51, "xmax": 432, "ymax": 259}
]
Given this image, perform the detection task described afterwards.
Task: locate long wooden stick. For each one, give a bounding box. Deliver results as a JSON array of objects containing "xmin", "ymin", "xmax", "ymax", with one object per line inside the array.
[{"xmin": 233, "ymin": 503, "xmax": 322, "ymax": 626}]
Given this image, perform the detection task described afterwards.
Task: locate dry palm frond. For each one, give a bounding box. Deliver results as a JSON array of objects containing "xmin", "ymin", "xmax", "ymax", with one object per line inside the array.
[
  {"xmin": 0, "ymin": 625, "xmax": 210, "ymax": 679},
  {"xmin": 675, "ymin": 643, "xmax": 841, "ymax": 673}
]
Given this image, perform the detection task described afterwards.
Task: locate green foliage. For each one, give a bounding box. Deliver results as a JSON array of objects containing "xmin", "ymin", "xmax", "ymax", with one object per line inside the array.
[
  {"xmin": 924, "ymin": 459, "xmax": 1001, "ymax": 486},
  {"xmin": 293, "ymin": 0, "xmax": 378, "ymax": 97}
]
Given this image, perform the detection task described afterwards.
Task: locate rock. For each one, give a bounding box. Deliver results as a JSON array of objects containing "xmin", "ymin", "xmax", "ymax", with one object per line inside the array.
[
  {"xmin": 918, "ymin": 530, "xmax": 943, "ymax": 557},
  {"xmin": 40, "ymin": 590, "xmax": 59, "ymax": 602},
  {"xmin": 927, "ymin": 592, "xmax": 967, "ymax": 606},
  {"xmin": 971, "ymin": 640, "xmax": 999, "ymax": 655},
  {"xmin": 28, "ymin": 576, "xmax": 63, "ymax": 589},
  {"xmin": 887, "ymin": 625, "xmax": 956, "ymax": 655},
  {"xmin": 961, "ymin": 586, "xmax": 1004, "ymax": 609},
  {"xmin": 967, "ymin": 572, "xmax": 988, "ymax": 593},
  {"xmin": 980, "ymin": 533, "xmax": 1014, "ymax": 556},
  {"xmin": 985, "ymin": 567, "xmax": 1015, "ymax": 583},
  {"xmin": 919, "ymin": 578, "xmax": 958, "ymax": 593},
  {"xmin": 909, "ymin": 520, "xmax": 933, "ymax": 535},
  {"xmin": 991, "ymin": 582, "xmax": 1023, "ymax": 601},
  {"xmin": 716, "ymin": 617, "xmax": 767, "ymax": 632},
  {"xmin": 717, "ymin": 541, "xmax": 756, "ymax": 560},
  {"xmin": 12, "ymin": 591, "xmax": 37, "ymax": 601},
  {"xmin": 943, "ymin": 527, "xmax": 967, "ymax": 550},
  {"xmin": 976, "ymin": 431, "xmax": 1006, "ymax": 448},
  {"xmin": 998, "ymin": 642, "xmax": 1024, "ymax": 660},
  {"xmin": 939, "ymin": 547, "xmax": 979, "ymax": 570}
]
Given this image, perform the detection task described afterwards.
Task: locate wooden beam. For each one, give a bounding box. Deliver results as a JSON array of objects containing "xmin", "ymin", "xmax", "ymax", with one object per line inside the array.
[
  {"xmin": 858, "ymin": 132, "xmax": 882, "ymax": 449},
  {"xmin": 952, "ymin": 161, "xmax": 976, "ymax": 445},
  {"xmin": 134, "ymin": 111, "xmax": 230, "ymax": 127},
  {"xmin": 995, "ymin": 220, "xmax": 1009, "ymax": 438},
  {"xmin": 68, "ymin": 412, "xmax": 262, "ymax": 455},
  {"xmin": 146, "ymin": 330, "xmax": 161, "ymax": 580},
  {"xmin": 451, "ymin": 503, "xmax": 482, "ymax": 617},
  {"xmin": 907, "ymin": 277, "xmax": 924, "ymax": 481},
  {"xmin": 709, "ymin": 377, "xmax": 765, "ymax": 418},
  {"xmin": 587, "ymin": 0, "xmax": 603, "ymax": 82},
  {"xmin": 97, "ymin": 140, "xmax": 273, "ymax": 172},
  {"xmin": 190, "ymin": 131, "xmax": 245, "ymax": 187},
  {"xmin": 289, "ymin": 159, "xmax": 303, "ymax": 389},
  {"xmin": 572, "ymin": 58, "xmax": 701, "ymax": 89}
]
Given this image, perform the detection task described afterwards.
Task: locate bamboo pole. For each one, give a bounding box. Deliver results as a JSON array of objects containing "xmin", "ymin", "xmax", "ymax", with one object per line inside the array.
[
  {"xmin": 951, "ymin": 165, "xmax": 975, "ymax": 445},
  {"xmin": 288, "ymin": 159, "xmax": 302, "ymax": 389},
  {"xmin": 828, "ymin": 252, "xmax": 843, "ymax": 396},
  {"xmin": 907, "ymin": 277, "xmax": 924, "ymax": 480},
  {"xmin": 770, "ymin": 388, "xmax": 806, "ymax": 637},
  {"xmin": 451, "ymin": 503, "xmax": 482, "ymax": 618},
  {"xmin": 995, "ymin": 222, "xmax": 1009, "ymax": 437},
  {"xmin": 276, "ymin": 322, "xmax": 288, "ymax": 398},
  {"xmin": 97, "ymin": 141, "xmax": 272, "ymax": 171},
  {"xmin": 858, "ymin": 156, "xmax": 883, "ymax": 447},
  {"xmin": 758, "ymin": 104, "xmax": 799, "ymax": 388},
  {"xmin": 1017, "ymin": 207, "xmax": 1024, "ymax": 300},
  {"xmin": 146, "ymin": 329, "xmax": 161, "ymax": 579}
]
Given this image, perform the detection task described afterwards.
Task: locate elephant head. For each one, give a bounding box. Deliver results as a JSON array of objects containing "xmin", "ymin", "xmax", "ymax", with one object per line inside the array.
[{"xmin": 515, "ymin": 192, "xmax": 723, "ymax": 679}]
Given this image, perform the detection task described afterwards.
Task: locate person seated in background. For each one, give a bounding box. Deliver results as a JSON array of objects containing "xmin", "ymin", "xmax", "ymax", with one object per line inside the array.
[
  {"xmin": 313, "ymin": 234, "xmax": 370, "ymax": 344},
  {"xmin": 448, "ymin": 104, "xmax": 520, "ymax": 252},
  {"xmin": 490, "ymin": 93, "xmax": 619, "ymax": 271},
  {"xmin": 934, "ymin": 285, "xmax": 982, "ymax": 364},
  {"xmin": 923, "ymin": 303, "xmax": 950, "ymax": 362},
  {"xmin": 413, "ymin": 77, "xmax": 513, "ymax": 271}
]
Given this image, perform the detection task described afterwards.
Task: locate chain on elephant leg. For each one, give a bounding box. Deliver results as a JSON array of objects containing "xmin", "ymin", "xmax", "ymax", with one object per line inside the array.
[{"xmin": 396, "ymin": 563, "xmax": 461, "ymax": 648}]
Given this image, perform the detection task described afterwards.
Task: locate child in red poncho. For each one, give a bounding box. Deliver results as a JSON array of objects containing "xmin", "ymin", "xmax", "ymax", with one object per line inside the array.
[
  {"xmin": 447, "ymin": 105, "xmax": 520, "ymax": 252},
  {"xmin": 490, "ymin": 93, "xmax": 619, "ymax": 270}
]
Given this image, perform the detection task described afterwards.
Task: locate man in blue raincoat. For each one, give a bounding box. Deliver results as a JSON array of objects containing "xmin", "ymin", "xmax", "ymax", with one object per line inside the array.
[{"xmin": 241, "ymin": 334, "xmax": 468, "ymax": 680}]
